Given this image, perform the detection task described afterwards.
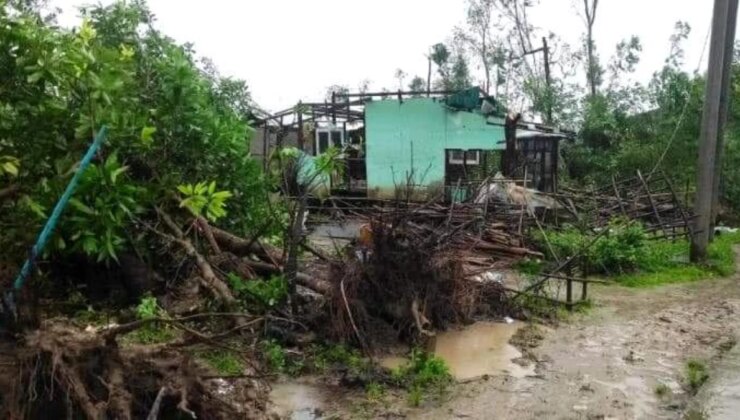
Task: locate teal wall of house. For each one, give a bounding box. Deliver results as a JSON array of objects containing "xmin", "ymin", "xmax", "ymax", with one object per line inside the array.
[{"xmin": 364, "ymin": 97, "xmax": 506, "ymax": 198}]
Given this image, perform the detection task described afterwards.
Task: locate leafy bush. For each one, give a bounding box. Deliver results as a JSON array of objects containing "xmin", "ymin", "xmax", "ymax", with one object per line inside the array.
[
  {"xmin": 538, "ymin": 219, "xmax": 648, "ymax": 275},
  {"xmin": 685, "ymin": 359, "xmax": 709, "ymax": 393},
  {"xmin": 261, "ymin": 339, "xmax": 288, "ymax": 373},
  {"xmin": 198, "ymin": 350, "xmax": 244, "ymax": 376},
  {"xmin": 227, "ymin": 274, "xmax": 288, "ymax": 309},
  {"xmin": 306, "ymin": 343, "xmax": 370, "ymax": 376},
  {"xmin": 0, "ymin": 0, "xmax": 281, "ymax": 268},
  {"xmin": 389, "ymin": 349, "xmax": 452, "ymax": 406},
  {"xmin": 260, "ymin": 339, "xmax": 304, "ymax": 375},
  {"xmin": 126, "ymin": 295, "xmax": 176, "ymax": 344},
  {"xmin": 178, "ymin": 181, "xmax": 233, "ymax": 222}
]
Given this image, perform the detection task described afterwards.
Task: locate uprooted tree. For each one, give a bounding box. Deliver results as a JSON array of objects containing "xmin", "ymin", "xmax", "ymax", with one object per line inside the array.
[{"xmin": 0, "ymin": 1, "xmax": 299, "ymax": 417}]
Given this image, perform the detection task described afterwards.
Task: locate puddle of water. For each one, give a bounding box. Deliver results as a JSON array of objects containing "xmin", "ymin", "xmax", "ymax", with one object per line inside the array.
[
  {"xmin": 382, "ymin": 322, "xmax": 534, "ymax": 380},
  {"xmin": 434, "ymin": 322, "xmax": 534, "ymax": 380},
  {"xmin": 700, "ymin": 344, "xmax": 740, "ymax": 420},
  {"xmin": 269, "ymin": 382, "xmax": 324, "ymax": 420},
  {"xmin": 380, "ymin": 356, "xmax": 408, "ymax": 370}
]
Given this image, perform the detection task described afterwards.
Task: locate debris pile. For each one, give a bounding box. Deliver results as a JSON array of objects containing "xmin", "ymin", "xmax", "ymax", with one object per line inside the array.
[
  {"xmin": 550, "ymin": 170, "xmax": 694, "ymax": 239},
  {"xmin": 325, "ymin": 201, "xmax": 541, "ymax": 347}
]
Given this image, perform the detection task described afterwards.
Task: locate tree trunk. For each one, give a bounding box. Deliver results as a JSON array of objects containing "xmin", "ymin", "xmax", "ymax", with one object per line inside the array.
[{"xmin": 284, "ymin": 198, "xmax": 306, "ymax": 312}]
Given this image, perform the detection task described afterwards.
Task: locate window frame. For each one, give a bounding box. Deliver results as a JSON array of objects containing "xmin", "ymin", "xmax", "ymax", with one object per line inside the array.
[
  {"xmin": 315, "ymin": 126, "xmax": 345, "ymax": 155},
  {"xmin": 448, "ymin": 149, "xmax": 480, "ymax": 165}
]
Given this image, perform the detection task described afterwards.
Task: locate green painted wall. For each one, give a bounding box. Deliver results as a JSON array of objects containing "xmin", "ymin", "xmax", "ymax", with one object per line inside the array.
[{"xmin": 365, "ymin": 97, "xmax": 505, "ymax": 198}]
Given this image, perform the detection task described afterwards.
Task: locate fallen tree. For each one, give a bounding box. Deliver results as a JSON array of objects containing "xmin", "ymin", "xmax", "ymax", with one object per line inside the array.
[{"xmin": 324, "ymin": 200, "xmax": 539, "ymax": 347}]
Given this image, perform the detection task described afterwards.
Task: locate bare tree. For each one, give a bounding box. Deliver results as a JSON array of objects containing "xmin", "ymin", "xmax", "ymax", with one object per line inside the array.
[
  {"xmin": 580, "ymin": 0, "xmax": 601, "ymax": 97},
  {"xmin": 394, "ymin": 68, "xmax": 407, "ymax": 91},
  {"xmin": 455, "ymin": 0, "xmax": 495, "ymax": 94}
]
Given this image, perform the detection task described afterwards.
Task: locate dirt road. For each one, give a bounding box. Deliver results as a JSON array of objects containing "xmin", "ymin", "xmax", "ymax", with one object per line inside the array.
[{"xmin": 409, "ymin": 270, "xmax": 740, "ymax": 419}]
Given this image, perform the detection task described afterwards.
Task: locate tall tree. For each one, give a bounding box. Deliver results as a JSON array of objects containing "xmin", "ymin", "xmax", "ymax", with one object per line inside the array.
[
  {"xmin": 450, "ymin": 54, "xmax": 473, "ymax": 90},
  {"xmin": 394, "ymin": 68, "xmax": 407, "ymax": 91},
  {"xmin": 580, "ymin": 0, "xmax": 601, "ymax": 97},
  {"xmin": 430, "ymin": 43, "xmax": 451, "ymax": 83},
  {"xmin": 455, "ymin": 0, "xmax": 497, "ymax": 94},
  {"xmin": 408, "ymin": 76, "xmax": 426, "ymax": 93}
]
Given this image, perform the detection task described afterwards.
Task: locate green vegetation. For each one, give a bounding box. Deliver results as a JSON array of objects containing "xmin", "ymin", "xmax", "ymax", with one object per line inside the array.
[
  {"xmin": 227, "ymin": 274, "xmax": 289, "ymax": 309},
  {"xmin": 308, "ymin": 343, "xmax": 370, "ymax": 376},
  {"xmin": 514, "ymin": 257, "xmax": 544, "ymax": 276},
  {"xmin": 539, "ymin": 221, "xmax": 740, "ymax": 288},
  {"xmin": 261, "ymin": 339, "xmax": 289, "ymax": 373},
  {"xmin": 538, "ymin": 219, "xmax": 649, "ymax": 275},
  {"xmin": 198, "ymin": 350, "xmax": 244, "ymax": 376},
  {"xmin": 365, "ymin": 382, "xmax": 387, "ymax": 402},
  {"xmin": 0, "ymin": 0, "xmax": 279, "ymax": 270},
  {"xmin": 125, "ymin": 295, "xmax": 177, "ymax": 344},
  {"xmin": 654, "ymin": 383, "xmax": 670, "ymax": 398},
  {"xmin": 685, "ymin": 359, "xmax": 709, "ymax": 394},
  {"xmin": 389, "ymin": 349, "xmax": 452, "ymax": 406},
  {"xmin": 616, "ymin": 231, "xmax": 740, "ymax": 287}
]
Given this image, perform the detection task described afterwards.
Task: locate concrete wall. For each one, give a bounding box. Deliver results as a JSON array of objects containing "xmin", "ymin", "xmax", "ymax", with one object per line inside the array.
[{"xmin": 364, "ymin": 97, "xmax": 506, "ymax": 198}]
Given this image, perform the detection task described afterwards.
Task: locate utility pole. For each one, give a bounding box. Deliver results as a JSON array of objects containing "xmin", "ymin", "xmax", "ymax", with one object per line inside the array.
[
  {"xmin": 524, "ymin": 37, "xmax": 553, "ymax": 125},
  {"xmin": 691, "ymin": 0, "xmax": 736, "ymax": 262},
  {"xmin": 710, "ymin": 0, "xmax": 739, "ymax": 240},
  {"xmin": 427, "ymin": 54, "xmax": 432, "ymax": 97}
]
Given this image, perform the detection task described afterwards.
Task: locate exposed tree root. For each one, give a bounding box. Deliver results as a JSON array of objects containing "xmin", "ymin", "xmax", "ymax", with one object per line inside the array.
[{"xmin": 0, "ymin": 319, "xmax": 269, "ymax": 419}]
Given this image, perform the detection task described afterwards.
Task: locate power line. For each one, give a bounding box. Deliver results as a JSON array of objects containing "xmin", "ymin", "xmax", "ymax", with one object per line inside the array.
[{"xmin": 647, "ymin": 25, "xmax": 712, "ymax": 178}]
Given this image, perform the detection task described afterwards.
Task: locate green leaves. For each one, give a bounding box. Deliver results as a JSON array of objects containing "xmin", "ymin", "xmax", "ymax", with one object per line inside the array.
[
  {"xmin": 0, "ymin": 155, "xmax": 20, "ymax": 177},
  {"xmin": 0, "ymin": 0, "xmax": 280, "ymax": 266},
  {"xmin": 140, "ymin": 126, "xmax": 156, "ymax": 146},
  {"xmin": 178, "ymin": 181, "xmax": 233, "ymax": 222}
]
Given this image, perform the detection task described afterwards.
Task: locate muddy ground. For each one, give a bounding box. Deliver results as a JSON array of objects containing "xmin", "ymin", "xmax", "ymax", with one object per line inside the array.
[{"xmin": 281, "ymin": 249, "xmax": 740, "ymax": 420}]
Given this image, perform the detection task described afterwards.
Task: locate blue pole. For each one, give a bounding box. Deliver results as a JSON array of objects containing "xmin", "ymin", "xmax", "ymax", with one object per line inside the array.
[{"xmin": 13, "ymin": 126, "xmax": 109, "ymax": 290}]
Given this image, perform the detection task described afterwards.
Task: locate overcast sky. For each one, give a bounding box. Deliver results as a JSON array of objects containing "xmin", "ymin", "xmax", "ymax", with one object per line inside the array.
[{"xmin": 51, "ymin": 0, "xmax": 721, "ymax": 112}]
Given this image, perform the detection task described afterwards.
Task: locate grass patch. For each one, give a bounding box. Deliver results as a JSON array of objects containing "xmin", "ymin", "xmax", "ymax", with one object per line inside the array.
[
  {"xmin": 123, "ymin": 295, "xmax": 178, "ymax": 344},
  {"xmin": 654, "ymin": 383, "xmax": 670, "ymax": 398},
  {"xmin": 307, "ymin": 343, "xmax": 370, "ymax": 376},
  {"xmin": 616, "ymin": 231, "xmax": 740, "ymax": 287},
  {"xmin": 198, "ymin": 350, "xmax": 244, "ymax": 376},
  {"xmin": 261, "ymin": 339, "xmax": 304, "ymax": 375},
  {"xmin": 685, "ymin": 359, "xmax": 709, "ymax": 394},
  {"xmin": 365, "ymin": 382, "xmax": 386, "ymax": 402},
  {"xmin": 389, "ymin": 349, "xmax": 452, "ymax": 407}
]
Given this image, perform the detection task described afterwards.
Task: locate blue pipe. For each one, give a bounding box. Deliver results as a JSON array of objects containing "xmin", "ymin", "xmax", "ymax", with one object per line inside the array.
[{"xmin": 13, "ymin": 126, "xmax": 109, "ymax": 290}]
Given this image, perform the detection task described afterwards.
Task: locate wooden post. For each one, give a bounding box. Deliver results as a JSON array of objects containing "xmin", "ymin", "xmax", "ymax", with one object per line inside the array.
[
  {"xmin": 262, "ymin": 126, "xmax": 269, "ymax": 171},
  {"xmin": 297, "ymin": 102, "xmax": 304, "ymax": 151},
  {"xmin": 502, "ymin": 113, "xmax": 521, "ymax": 178},
  {"xmin": 710, "ymin": 0, "xmax": 739, "ymax": 240},
  {"xmin": 612, "ymin": 175, "xmax": 628, "ymax": 217},
  {"xmin": 566, "ymin": 278, "xmax": 573, "ymax": 308},
  {"xmin": 581, "ymin": 281, "xmax": 588, "ymax": 301},
  {"xmin": 692, "ymin": 0, "xmax": 733, "ymax": 262},
  {"xmin": 331, "ymin": 92, "xmax": 337, "ymax": 125},
  {"xmin": 427, "ymin": 55, "xmax": 432, "ymax": 97},
  {"xmin": 637, "ymin": 170, "xmax": 666, "ymax": 237},
  {"xmin": 542, "ymin": 37, "xmax": 553, "ymax": 125},
  {"xmin": 663, "ymin": 171, "xmax": 694, "ymax": 238}
]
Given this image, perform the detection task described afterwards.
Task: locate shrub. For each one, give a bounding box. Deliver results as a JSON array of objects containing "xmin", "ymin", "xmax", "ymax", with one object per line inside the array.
[
  {"xmin": 126, "ymin": 295, "xmax": 177, "ymax": 344},
  {"xmin": 227, "ymin": 274, "xmax": 288, "ymax": 309},
  {"xmin": 389, "ymin": 349, "xmax": 452, "ymax": 406},
  {"xmin": 538, "ymin": 219, "xmax": 648, "ymax": 275},
  {"xmin": 198, "ymin": 350, "xmax": 244, "ymax": 376},
  {"xmin": 685, "ymin": 359, "xmax": 709, "ymax": 393}
]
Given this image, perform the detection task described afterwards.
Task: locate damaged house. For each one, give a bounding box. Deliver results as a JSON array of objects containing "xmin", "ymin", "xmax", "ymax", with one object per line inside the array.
[{"xmin": 253, "ymin": 87, "xmax": 569, "ymax": 200}]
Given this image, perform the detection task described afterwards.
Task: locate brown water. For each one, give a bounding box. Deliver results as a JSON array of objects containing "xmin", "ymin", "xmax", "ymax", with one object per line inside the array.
[
  {"xmin": 433, "ymin": 321, "xmax": 534, "ymax": 380},
  {"xmin": 382, "ymin": 321, "xmax": 535, "ymax": 380},
  {"xmin": 269, "ymin": 381, "xmax": 324, "ymax": 420},
  {"xmin": 699, "ymin": 343, "xmax": 740, "ymax": 420}
]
